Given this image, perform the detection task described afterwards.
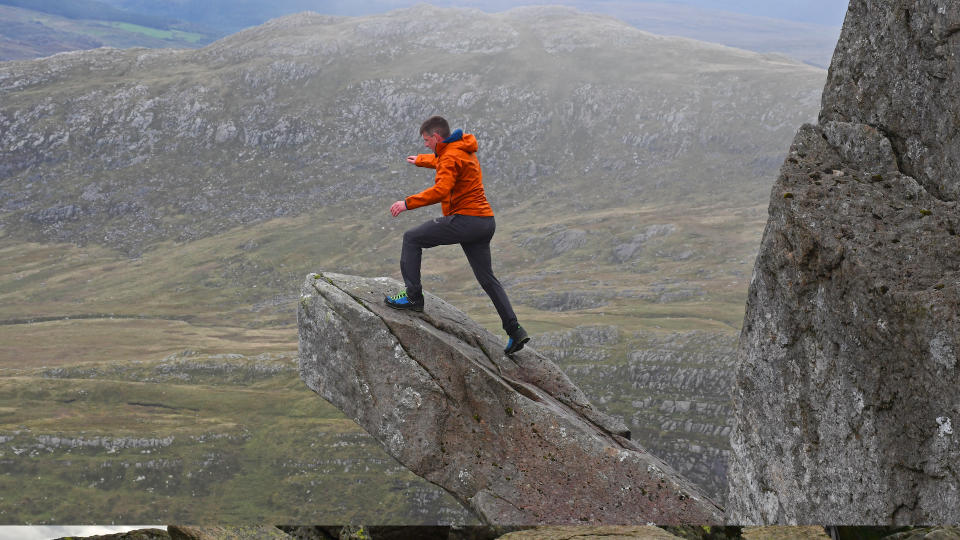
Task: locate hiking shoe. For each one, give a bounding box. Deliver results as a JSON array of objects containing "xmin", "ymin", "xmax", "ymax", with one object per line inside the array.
[
  {"xmin": 384, "ymin": 290, "xmax": 424, "ymax": 312},
  {"xmin": 504, "ymin": 325, "xmax": 530, "ymax": 355}
]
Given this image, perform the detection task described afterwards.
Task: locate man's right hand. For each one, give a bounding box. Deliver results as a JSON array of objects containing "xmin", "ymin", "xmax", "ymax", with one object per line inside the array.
[
  {"xmin": 390, "ymin": 200, "xmax": 407, "ymax": 217},
  {"xmin": 406, "ymin": 155, "xmax": 417, "ymax": 164}
]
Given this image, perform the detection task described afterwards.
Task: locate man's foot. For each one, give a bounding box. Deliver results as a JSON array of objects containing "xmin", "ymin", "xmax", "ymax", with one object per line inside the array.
[
  {"xmin": 384, "ymin": 290, "xmax": 424, "ymax": 312},
  {"xmin": 504, "ymin": 325, "xmax": 530, "ymax": 355}
]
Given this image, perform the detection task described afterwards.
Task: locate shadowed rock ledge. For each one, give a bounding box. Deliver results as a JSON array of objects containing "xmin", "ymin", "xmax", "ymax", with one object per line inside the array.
[
  {"xmin": 297, "ymin": 272, "xmax": 723, "ymax": 525},
  {"xmin": 727, "ymin": 0, "xmax": 960, "ymax": 525}
]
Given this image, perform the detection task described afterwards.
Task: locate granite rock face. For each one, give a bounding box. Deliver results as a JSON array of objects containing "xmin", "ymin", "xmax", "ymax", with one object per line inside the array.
[
  {"xmin": 728, "ymin": 0, "xmax": 960, "ymax": 525},
  {"xmin": 297, "ymin": 272, "xmax": 723, "ymax": 525},
  {"xmin": 167, "ymin": 526, "xmax": 292, "ymax": 540},
  {"xmin": 820, "ymin": 0, "xmax": 960, "ymax": 202}
]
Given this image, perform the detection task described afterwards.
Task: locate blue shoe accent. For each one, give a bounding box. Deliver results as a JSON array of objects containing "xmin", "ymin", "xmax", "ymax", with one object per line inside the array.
[
  {"xmin": 384, "ymin": 290, "xmax": 424, "ymax": 312},
  {"xmin": 504, "ymin": 326, "xmax": 530, "ymax": 355}
]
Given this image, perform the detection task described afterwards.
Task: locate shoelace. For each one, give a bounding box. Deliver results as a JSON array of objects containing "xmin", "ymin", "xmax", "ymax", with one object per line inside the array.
[{"xmin": 389, "ymin": 291, "xmax": 408, "ymax": 301}]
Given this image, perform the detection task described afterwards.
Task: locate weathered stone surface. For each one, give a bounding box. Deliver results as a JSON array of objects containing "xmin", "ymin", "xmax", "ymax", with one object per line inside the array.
[
  {"xmin": 278, "ymin": 525, "xmax": 517, "ymax": 540},
  {"xmin": 168, "ymin": 526, "xmax": 291, "ymax": 540},
  {"xmin": 820, "ymin": 0, "xmax": 960, "ymax": 201},
  {"xmin": 885, "ymin": 528, "xmax": 960, "ymax": 540},
  {"xmin": 54, "ymin": 529, "xmax": 171, "ymax": 540},
  {"xmin": 728, "ymin": 0, "xmax": 960, "ymax": 522},
  {"xmin": 297, "ymin": 272, "xmax": 723, "ymax": 525},
  {"xmin": 740, "ymin": 527, "xmax": 830, "ymax": 540},
  {"xmin": 495, "ymin": 525, "xmax": 682, "ymax": 539}
]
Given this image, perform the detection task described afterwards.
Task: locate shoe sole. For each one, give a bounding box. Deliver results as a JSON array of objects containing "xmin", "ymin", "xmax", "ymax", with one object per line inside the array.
[{"xmin": 384, "ymin": 299, "xmax": 424, "ymax": 312}]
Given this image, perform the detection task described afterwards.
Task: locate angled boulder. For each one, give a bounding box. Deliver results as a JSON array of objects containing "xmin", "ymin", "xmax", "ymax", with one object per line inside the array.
[
  {"xmin": 297, "ymin": 272, "xmax": 723, "ymax": 525},
  {"xmin": 727, "ymin": 0, "xmax": 960, "ymax": 525}
]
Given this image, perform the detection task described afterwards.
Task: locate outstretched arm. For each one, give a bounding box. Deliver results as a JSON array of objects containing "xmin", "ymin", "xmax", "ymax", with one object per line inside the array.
[
  {"xmin": 411, "ymin": 153, "xmax": 438, "ymax": 169},
  {"xmin": 393, "ymin": 154, "xmax": 419, "ymax": 216},
  {"xmin": 404, "ymin": 157, "xmax": 456, "ymax": 211}
]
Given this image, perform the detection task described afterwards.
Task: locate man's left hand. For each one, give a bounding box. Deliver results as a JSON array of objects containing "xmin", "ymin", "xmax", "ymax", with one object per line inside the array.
[{"xmin": 390, "ymin": 200, "xmax": 407, "ymax": 217}]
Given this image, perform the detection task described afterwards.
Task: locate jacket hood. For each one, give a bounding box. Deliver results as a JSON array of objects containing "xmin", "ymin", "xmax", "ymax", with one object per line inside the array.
[
  {"xmin": 443, "ymin": 129, "xmax": 463, "ymax": 143},
  {"xmin": 436, "ymin": 130, "xmax": 478, "ymax": 155}
]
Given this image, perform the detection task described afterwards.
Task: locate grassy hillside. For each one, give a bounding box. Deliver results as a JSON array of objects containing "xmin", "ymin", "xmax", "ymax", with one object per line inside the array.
[
  {"xmin": 0, "ymin": 196, "xmax": 764, "ymax": 520},
  {"xmin": 0, "ymin": 352, "xmax": 473, "ymax": 523},
  {"xmin": 0, "ymin": 5, "xmax": 823, "ymax": 523}
]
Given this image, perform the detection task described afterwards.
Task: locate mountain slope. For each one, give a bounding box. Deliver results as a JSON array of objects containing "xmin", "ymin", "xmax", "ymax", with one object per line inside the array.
[
  {"xmin": 98, "ymin": 0, "xmax": 843, "ymax": 67},
  {"xmin": 0, "ymin": 5, "xmax": 823, "ymax": 255}
]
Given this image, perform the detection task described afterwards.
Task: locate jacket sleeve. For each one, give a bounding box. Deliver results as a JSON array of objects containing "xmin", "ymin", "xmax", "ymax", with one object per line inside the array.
[
  {"xmin": 405, "ymin": 156, "xmax": 457, "ymax": 210},
  {"xmin": 414, "ymin": 154, "xmax": 438, "ymax": 169}
]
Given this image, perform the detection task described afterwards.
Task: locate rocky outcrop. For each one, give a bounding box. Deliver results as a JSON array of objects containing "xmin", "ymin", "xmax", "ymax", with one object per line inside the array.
[
  {"xmin": 728, "ymin": 0, "xmax": 960, "ymax": 525},
  {"xmin": 53, "ymin": 529, "xmax": 170, "ymax": 540},
  {"xmin": 167, "ymin": 526, "xmax": 292, "ymax": 540},
  {"xmin": 496, "ymin": 526, "xmax": 682, "ymax": 539},
  {"xmin": 297, "ymin": 272, "xmax": 723, "ymax": 525},
  {"xmin": 819, "ymin": 1, "xmax": 960, "ymax": 202}
]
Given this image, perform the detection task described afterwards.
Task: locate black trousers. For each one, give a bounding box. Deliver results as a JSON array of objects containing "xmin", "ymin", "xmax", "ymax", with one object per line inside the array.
[{"xmin": 400, "ymin": 214, "xmax": 519, "ymax": 333}]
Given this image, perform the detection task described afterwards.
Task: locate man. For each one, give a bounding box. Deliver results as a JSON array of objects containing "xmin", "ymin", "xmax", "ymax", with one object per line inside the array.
[{"xmin": 385, "ymin": 115, "xmax": 529, "ymax": 355}]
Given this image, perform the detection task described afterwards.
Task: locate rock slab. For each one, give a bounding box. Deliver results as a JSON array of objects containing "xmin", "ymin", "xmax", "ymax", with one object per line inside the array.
[
  {"xmin": 297, "ymin": 272, "xmax": 723, "ymax": 525},
  {"xmin": 728, "ymin": 0, "xmax": 960, "ymax": 525}
]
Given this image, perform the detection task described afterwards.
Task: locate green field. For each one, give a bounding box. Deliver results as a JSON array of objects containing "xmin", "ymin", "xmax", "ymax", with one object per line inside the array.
[
  {"xmin": 102, "ymin": 22, "xmax": 206, "ymax": 44},
  {"xmin": 0, "ymin": 4, "xmax": 218, "ymax": 61}
]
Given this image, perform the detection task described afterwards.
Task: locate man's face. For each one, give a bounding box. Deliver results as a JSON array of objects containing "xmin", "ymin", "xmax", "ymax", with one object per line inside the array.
[{"xmin": 422, "ymin": 132, "xmax": 442, "ymax": 152}]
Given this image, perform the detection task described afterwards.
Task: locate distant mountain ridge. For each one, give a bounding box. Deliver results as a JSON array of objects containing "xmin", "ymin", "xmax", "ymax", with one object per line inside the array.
[
  {"xmin": 0, "ymin": 4, "xmax": 824, "ymax": 255},
  {"xmin": 1, "ymin": 0, "xmax": 841, "ymax": 67}
]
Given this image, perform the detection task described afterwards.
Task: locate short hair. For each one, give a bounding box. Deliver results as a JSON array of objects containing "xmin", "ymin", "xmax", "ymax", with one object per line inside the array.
[{"xmin": 419, "ymin": 116, "xmax": 450, "ymax": 138}]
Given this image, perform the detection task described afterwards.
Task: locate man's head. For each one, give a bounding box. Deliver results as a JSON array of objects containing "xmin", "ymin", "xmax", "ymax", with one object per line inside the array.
[{"xmin": 419, "ymin": 116, "xmax": 450, "ymax": 152}]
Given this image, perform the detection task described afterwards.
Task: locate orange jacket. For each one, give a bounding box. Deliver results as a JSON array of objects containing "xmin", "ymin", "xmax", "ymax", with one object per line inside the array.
[{"xmin": 405, "ymin": 131, "xmax": 494, "ymax": 217}]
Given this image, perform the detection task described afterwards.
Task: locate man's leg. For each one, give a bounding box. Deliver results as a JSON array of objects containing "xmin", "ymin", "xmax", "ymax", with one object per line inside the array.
[
  {"xmin": 458, "ymin": 217, "xmax": 520, "ymax": 334},
  {"xmin": 400, "ymin": 216, "xmax": 462, "ymax": 303}
]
